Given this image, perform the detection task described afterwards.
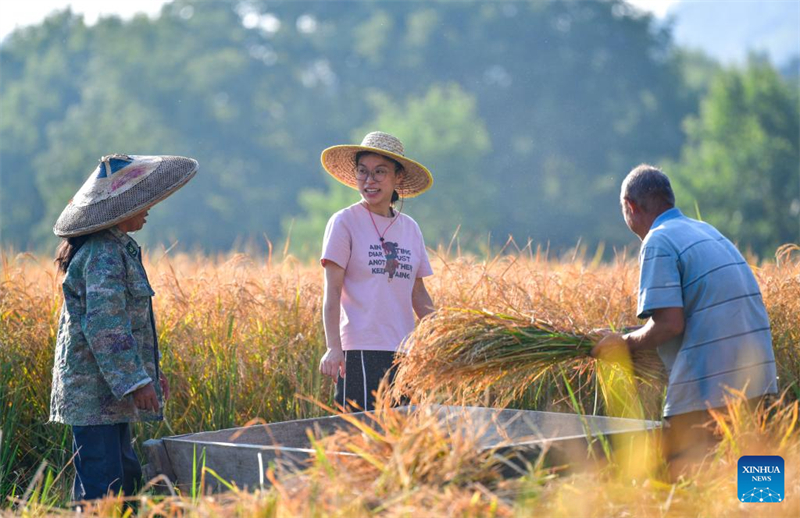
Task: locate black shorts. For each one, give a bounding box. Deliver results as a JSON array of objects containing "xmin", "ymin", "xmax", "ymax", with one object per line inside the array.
[{"xmin": 334, "ymin": 350, "xmax": 400, "ymax": 412}]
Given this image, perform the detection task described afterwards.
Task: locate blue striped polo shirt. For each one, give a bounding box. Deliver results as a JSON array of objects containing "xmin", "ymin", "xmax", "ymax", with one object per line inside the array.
[{"xmin": 637, "ymin": 208, "xmax": 777, "ymax": 417}]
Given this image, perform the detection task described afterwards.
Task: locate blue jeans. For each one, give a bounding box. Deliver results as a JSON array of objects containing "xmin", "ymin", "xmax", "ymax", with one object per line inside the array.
[{"xmin": 72, "ymin": 423, "xmax": 142, "ymax": 500}]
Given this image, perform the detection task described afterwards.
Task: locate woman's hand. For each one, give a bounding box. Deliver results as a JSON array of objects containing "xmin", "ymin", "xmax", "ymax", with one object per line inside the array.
[
  {"xmin": 160, "ymin": 372, "xmax": 170, "ymax": 401},
  {"xmin": 132, "ymin": 382, "xmax": 160, "ymax": 412},
  {"xmin": 319, "ymin": 348, "xmax": 346, "ymax": 381}
]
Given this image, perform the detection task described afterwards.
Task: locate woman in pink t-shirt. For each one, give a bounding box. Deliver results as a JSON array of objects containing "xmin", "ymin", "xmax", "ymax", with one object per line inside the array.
[{"xmin": 319, "ymin": 131, "xmax": 435, "ymax": 411}]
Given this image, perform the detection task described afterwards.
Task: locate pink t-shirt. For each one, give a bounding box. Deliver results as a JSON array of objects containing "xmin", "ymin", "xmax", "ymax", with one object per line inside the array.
[{"xmin": 321, "ymin": 202, "xmax": 434, "ymax": 352}]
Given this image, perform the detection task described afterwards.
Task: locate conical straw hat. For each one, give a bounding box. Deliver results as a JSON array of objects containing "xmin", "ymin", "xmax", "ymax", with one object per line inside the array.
[
  {"xmin": 321, "ymin": 132, "xmax": 433, "ymax": 198},
  {"xmin": 54, "ymin": 154, "xmax": 198, "ymax": 237}
]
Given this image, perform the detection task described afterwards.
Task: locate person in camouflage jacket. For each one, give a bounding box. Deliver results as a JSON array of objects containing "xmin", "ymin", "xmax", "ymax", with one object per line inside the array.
[
  {"xmin": 50, "ymin": 226, "xmax": 165, "ymax": 426},
  {"xmin": 51, "ymin": 154, "xmax": 197, "ymax": 502}
]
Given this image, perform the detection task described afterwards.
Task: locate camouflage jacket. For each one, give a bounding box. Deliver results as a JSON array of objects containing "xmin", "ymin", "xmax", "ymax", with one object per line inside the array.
[{"xmin": 50, "ymin": 227, "xmax": 163, "ymax": 426}]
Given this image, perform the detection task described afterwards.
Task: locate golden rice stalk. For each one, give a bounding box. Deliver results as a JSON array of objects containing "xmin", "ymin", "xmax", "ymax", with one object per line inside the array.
[{"xmin": 393, "ymin": 309, "xmax": 664, "ymax": 399}]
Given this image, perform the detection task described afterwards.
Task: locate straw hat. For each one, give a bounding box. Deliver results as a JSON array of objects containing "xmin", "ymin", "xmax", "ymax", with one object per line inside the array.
[
  {"xmin": 321, "ymin": 132, "xmax": 433, "ymax": 198},
  {"xmin": 53, "ymin": 154, "xmax": 198, "ymax": 238}
]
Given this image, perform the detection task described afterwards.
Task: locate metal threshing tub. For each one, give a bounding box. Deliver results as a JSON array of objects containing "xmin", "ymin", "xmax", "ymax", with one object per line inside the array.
[{"xmin": 143, "ymin": 406, "xmax": 660, "ymax": 493}]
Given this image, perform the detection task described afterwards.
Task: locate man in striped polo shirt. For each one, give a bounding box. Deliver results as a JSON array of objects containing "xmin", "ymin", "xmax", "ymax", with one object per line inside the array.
[{"xmin": 592, "ymin": 164, "xmax": 777, "ymax": 478}]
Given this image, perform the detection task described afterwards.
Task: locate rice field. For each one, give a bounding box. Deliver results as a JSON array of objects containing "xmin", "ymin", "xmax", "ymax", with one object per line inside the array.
[{"xmin": 1, "ymin": 242, "xmax": 799, "ymax": 517}]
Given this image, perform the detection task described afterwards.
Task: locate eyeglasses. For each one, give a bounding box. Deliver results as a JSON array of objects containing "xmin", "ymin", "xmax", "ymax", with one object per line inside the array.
[{"xmin": 355, "ymin": 168, "xmax": 390, "ymax": 182}]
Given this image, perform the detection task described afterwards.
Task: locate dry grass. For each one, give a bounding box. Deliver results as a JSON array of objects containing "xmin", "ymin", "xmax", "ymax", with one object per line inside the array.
[
  {"xmin": 1, "ymin": 241, "xmax": 799, "ymax": 516},
  {"xmin": 5, "ymin": 395, "xmax": 798, "ymax": 518}
]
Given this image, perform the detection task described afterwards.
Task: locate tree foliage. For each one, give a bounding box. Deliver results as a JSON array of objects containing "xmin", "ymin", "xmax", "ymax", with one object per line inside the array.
[
  {"xmin": 1, "ymin": 0, "xmax": 790, "ymax": 257},
  {"xmin": 670, "ymin": 55, "xmax": 800, "ymax": 255}
]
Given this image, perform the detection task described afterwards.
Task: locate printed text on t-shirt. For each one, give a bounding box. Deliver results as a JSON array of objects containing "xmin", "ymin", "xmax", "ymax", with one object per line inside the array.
[{"xmin": 368, "ymin": 243, "xmax": 413, "ymax": 280}]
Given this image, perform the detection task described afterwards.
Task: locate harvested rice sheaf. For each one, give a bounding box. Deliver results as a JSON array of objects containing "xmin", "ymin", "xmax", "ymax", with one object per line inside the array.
[{"xmin": 393, "ymin": 309, "xmax": 664, "ymax": 399}]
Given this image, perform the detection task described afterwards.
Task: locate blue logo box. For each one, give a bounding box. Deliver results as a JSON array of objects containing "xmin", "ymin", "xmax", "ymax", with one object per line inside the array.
[{"xmin": 738, "ymin": 455, "xmax": 784, "ymax": 503}]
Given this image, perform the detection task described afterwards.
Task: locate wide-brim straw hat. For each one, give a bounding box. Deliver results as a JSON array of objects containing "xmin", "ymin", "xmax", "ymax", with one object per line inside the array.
[
  {"xmin": 321, "ymin": 132, "xmax": 433, "ymax": 198},
  {"xmin": 53, "ymin": 154, "xmax": 198, "ymax": 238}
]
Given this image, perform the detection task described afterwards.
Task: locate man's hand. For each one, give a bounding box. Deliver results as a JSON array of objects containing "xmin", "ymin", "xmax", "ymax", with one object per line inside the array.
[
  {"xmin": 590, "ymin": 325, "xmax": 643, "ymax": 340},
  {"xmin": 319, "ymin": 348, "xmax": 346, "ymax": 381},
  {"xmin": 595, "ymin": 308, "xmax": 684, "ymax": 359},
  {"xmin": 132, "ymin": 382, "xmax": 160, "ymax": 412},
  {"xmin": 160, "ymin": 372, "xmax": 170, "ymax": 401},
  {"xmin": 590, "ymin": 333, "xmax": 631, "ymax": 364},
  {"xmin": 590, "ymin": 328, "xmax": 615, "ymax": 340}
]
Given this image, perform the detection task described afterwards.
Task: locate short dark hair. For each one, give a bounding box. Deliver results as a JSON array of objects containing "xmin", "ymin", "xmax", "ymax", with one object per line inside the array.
[{"xmin": 621, "ymin": 164, "xmax": 675, "ymax": 212}]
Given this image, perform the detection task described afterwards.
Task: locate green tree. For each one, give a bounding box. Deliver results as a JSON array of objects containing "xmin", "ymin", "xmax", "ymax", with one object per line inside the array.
[
  {"xmin": 1, "ymin": 0, "xmax": 701, "ymax": 254},
  {"xmin": 0, "ymin": 10, "xmax": 91, "ymax": 248},
  {"xmin": 670, "ymin": 55, "xmax": 800, "ymax": 256}
]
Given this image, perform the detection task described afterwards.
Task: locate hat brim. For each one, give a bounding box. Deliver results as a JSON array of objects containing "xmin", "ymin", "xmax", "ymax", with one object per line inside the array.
[
  {"xmin": 321, "ymin": 145, "xmax": 433, "ymax": 198},
  {"xmin": 53, "ymin": 156, "xmax": 198, "ymax": 238}
]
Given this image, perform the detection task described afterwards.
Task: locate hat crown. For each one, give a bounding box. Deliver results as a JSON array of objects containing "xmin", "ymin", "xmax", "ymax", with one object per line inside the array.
[
  {"xmin": 72, "ymin": 155, "xmax": 163, "ymax": 207},
  {"xmin": 360, "ymin": 132, "xmax": 405, "ymax": 157}
]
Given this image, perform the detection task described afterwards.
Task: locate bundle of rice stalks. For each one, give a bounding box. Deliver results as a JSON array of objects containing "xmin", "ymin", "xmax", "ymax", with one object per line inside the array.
[{"xmin": 393, "ymin": 309, "xmax": 664, "ymax": 401}]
